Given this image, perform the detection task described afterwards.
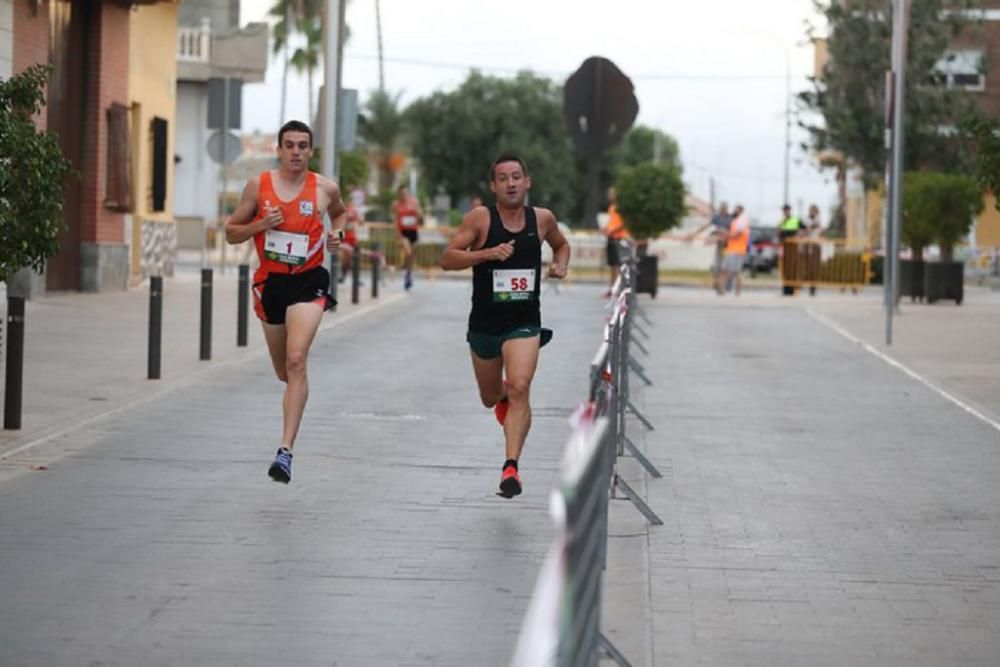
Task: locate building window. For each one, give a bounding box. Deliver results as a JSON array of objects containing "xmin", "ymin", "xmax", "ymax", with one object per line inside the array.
[
  {"xmin": 935, "ymin": 50, "xmax": 985, "ymax": 91},
  {"xmin": 151, "ymin": 116, "xmax": 168, "ymax": 212},
  {"xmin": 105, "ymin": 103, "xmax": 132, "ymax": 212}
]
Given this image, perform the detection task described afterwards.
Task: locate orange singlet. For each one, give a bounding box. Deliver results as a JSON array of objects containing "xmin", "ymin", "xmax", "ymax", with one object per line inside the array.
[
  {"xmin": 395, "ymin": 198, "xmax": 421, "ymax": 233},
  {"xmin": 252, "ymin": 170, "xmax": 325, "ymax": 285}
]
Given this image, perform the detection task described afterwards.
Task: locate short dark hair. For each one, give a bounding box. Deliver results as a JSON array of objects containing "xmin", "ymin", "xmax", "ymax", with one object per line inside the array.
[
  {"xmin": 278, "ymin": 120, "xmax": 313, "ymax": 147},
  {"xmin": 490, "ymin": 154, "xmax": 528, "ymax": 181}
]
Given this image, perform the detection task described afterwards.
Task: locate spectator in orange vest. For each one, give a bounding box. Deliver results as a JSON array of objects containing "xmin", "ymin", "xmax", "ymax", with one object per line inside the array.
[
  {"xmin": 604, "ymin": 187, "xmax": 630, "ymax": 296},
  {"xmin": 720, "ymin": 204, "xmax": 750, "ymax": 297}
]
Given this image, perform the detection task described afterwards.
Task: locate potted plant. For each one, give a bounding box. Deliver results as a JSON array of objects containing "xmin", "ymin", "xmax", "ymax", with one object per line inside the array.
[
  {"xmin": 614, "ymin": 163, "xmax": 686, "ymax": 297},
  {"xmin": 902, "ymin": 171, "xmax": 981, "ymax": 305},
  {"xmin": 0, "ymin": 65, "xmax": 74, "ymax": 428}
]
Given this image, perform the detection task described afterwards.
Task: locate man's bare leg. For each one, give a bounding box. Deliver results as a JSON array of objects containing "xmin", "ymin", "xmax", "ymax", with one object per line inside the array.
[
  {"xmin": 277, "ymin": 302, "xmax": 324, "ymax": 449},
  {"xmin": 470, "ymin": 351, "xmax": 504, "ymax": 409},
  {"xmin": 500, "ymin": 336, "xmax": 540, "ymax": 462},
  {"xmin": 262, "ymin": 302, "xmax": 324, "ymax": 484},
  {"xmin": 261, "ymin": 321, "xmax": 289, "ymax": 382},
  {"xmin": 400, "ymin": 237, "xmax": 415, "ymax": 288}
]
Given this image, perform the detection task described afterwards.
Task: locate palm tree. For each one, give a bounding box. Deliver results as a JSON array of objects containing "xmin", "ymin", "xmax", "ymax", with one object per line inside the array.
[
  {"xmin": 271, "ymin": 0, "xmax": 352, "ymax": 126},
  {"xmin": 358, "ymin": 89, "xmax": 405, "ymax": 217},
  {"xmin": 269, "ymin": 0, "xmax": 322, "ymax": 124},
  {"xmin": 289, "ymin": 18, "xmax": 321, "ymax": 122}
]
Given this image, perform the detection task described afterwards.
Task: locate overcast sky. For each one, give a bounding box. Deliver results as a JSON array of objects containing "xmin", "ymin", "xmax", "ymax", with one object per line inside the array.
[{"xmin": 241, "ymin": 0, "xmax": 834, "ymax": 224}]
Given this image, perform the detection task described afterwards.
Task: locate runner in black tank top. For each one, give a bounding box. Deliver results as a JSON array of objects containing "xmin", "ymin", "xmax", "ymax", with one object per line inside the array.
[
  {"xmin": 441, "ymin": 154, "xmax": 571, "ymax": 499},
  {"xmin": 468, "ymin": 205, "xmax": 542, "ymax": 335}
]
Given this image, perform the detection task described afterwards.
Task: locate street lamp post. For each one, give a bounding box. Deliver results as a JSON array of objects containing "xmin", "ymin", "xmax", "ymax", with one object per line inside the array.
[
  {"xmin": 782, "ymin": 47, "xmax": 791, "ymax": 209},
  {"xmin": 756, "ymin": 32, "xmax": 793, "ymax": 208},
  {"xmin": 886, "ymin": 0, "xmax": 910, "ymax": 346}
]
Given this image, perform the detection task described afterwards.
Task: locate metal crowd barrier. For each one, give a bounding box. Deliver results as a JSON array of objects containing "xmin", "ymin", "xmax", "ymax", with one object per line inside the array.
[{"xmin": 512, "ymin": 247, "xmax": 662, "ymax": 666}]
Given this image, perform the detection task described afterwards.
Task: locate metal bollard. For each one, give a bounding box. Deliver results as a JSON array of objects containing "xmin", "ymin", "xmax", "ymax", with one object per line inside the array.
[
  {"xmin": 3, "ymin": 296, "xmax": 25, "ymax": 429},
  {"xmin": 148, "ymin": 276, "xmax": 162, "ymax": 380},
  {"xmin": 351, "ymin": 244, "xmax": 361, "ymax": 305},
  {"xmin": 329, "ymin": 249, "xmax": 340, "ymax": 308},
  {"xmin": 237, "ymin": 264, "xmax": 249, "ymax": 347},
  {"xmin": 371, "ymin": 242, "xmax": 380, "ymax": 299},
  {"xmin": 200, "ymin": 268, "xmax": 212, "ymax": 361}
]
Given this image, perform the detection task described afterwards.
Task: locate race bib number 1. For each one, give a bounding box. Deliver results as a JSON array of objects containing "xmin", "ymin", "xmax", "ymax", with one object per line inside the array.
[
  {"xmin": 493, "ymin": 268, "xmax": 536, "ymax": 302},
  {"xmin": 264, "ymin": 230, "xmax": 309, "ymax": 266}
]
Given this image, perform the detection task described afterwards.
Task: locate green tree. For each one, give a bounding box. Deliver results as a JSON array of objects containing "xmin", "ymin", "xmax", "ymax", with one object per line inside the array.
[
  {"xmin": 799, "ymin": 0, "xmax": 977, "ymax": 190},
  {"xmin": 615, "ymin": 125, "xmax": 681, "ymax": 170},
  {"xmin": 614, "ymin": 163, "xmax": 686, "ymax": 242},
  {"xmin": 0, "ymin": 65, "xmax": 73, "ymax": 283},
  {"xmin": 405, "ymin": 71, "xmax": 578, "ymax": 219},
  {"xmin": 271, "ymin": 0, "xmax": 307, "ymax": 124},
  {"xmin": 572, "ymin": 124, "xmax": 683, "ymax": 222},
  {"xmin": 338, "ymin": 150, "xmax": 370, "ymax": 191},
  {"xmin": 963, "ymin": 114, "xmax": 1000, "ymax": 210},
  {"xmin": 289, "ymin": 17, "xmax": 321, "ymax": 122},
  {"xmin": 902, "ymin": 171, "xmax": 982, "ymax": 261},
  {"xmin": 359, "ymin": 88, "xmax": 406, "ymax": 213}
]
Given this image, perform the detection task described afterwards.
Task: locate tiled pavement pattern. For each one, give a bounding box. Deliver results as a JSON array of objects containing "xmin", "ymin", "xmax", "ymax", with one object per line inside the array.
[
  {"xmin": 3, "ymin": 276, "xmax": 1000, "ymax": 665},
  {"xmin": 603, "ymin": 287, "xmax": 1000, "ymax": 666},
  {"xmin": 0, "ymin": 279, "xmax": 607, "ymax": 666}
]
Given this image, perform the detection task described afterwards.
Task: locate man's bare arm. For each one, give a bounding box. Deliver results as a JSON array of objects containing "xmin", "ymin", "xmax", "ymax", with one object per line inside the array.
[
  {"xmin": 441, "ymin": 208, "xmax": 513, "ymax": 270},
  {"xmin": 225, "ymin": 178, "xmax": 264, "ymax": 244},
  {"xmin": 321, "ymin": 177, "xmax": 347, "ymax": 232},
  {"xmin": 538, "ymin": 208, "xmax": 570, "ymax": 278}
]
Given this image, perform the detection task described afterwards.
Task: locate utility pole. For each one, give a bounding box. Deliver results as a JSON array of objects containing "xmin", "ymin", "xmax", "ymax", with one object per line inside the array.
[
  {"xmin": 322, "ymin": 0, "xmax": 343, "ymax": 179},
  {"xmin": 886, "ymin": 0, "xmax": 909, "ymax": 346},
  {"xmin": 782, "ymin": 44, "xmax": 791, "ymax": 208},
  {"xmin": 375, "ymin": 0, "xmax": 385, "ymax": 92}
]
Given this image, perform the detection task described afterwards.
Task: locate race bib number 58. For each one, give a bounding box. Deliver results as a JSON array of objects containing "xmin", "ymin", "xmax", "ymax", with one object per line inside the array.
[{"xmin": 493, "ymin": 268, "xmax": 536, "ymax": 303}]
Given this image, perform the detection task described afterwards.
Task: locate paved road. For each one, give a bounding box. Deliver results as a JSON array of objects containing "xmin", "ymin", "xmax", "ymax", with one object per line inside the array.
[
  {"xmin": 4, "ymin": 277, "xmax": 1000, "ymax": 666},
  {"xmin": 0, "ymin": 278, "xmax": 607, "ymax": 666}
]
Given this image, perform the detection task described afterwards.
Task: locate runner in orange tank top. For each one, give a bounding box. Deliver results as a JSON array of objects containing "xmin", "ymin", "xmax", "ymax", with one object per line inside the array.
[
  {"xmin": 394, "ymin": 184, "xmax": 423, "ymax": 290},
  {"xmin": 224, "ymin": 120, "xmax": 347, "ymax": 484}
]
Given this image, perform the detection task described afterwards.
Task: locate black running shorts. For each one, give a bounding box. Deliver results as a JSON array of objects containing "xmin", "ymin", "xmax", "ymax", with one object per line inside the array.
[{"xmin": 253, "ymin": 266, "xmax": 336, "ymax": 325}]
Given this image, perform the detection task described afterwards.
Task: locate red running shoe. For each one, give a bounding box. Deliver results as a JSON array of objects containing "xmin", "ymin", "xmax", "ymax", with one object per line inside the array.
[{"xmin": 498, "ymin": 465, "xmax": 522, "ymax": 498}]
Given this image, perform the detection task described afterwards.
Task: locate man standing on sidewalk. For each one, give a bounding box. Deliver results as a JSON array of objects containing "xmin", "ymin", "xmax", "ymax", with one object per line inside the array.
[
  {"xmin": 224, "ymin": 120, "xmax": 347, "ymax": 484},
  {"xmin": 441, "ymin": 154, "xmax": 571, "ymax": 498},
  {"xmin": 778, "ymin": 204, "xmax": 805, "ymax": 296},
  {"xmin": 719, "ymin": 204, "xmax": 750, "ymax": 296},
  {"xmin": 603, "ymin": 186, "xmax": 630, "ymax": 296},
  {"xmin": 686, "ymin": 202, "xmax": 732, "ymax": 294}
]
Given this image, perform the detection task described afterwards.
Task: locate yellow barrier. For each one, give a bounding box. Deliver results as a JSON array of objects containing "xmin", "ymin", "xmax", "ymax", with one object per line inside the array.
[{"xmin": 779, "ymin": 238, "xmax": 873, "ymax": 289}]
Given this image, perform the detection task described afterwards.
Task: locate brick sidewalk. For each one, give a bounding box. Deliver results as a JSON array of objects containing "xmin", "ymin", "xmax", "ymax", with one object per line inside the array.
[{"xmin": 602, "ymin": 285, "xmax": 1000, "ymax": 666}]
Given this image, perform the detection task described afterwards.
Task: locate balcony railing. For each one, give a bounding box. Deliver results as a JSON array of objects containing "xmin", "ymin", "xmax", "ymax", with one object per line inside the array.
[{"xmin": 177, "ymin": 18, "xmax": 210, "ymax": 63}]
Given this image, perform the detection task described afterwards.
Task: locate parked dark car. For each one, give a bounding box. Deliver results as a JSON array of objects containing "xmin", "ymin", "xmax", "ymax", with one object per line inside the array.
[{"xmin": 745, "ymin": 226, "xmax": 779, "ymax": 275}]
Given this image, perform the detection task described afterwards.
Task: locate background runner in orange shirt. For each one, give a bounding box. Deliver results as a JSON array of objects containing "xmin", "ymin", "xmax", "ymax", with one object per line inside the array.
[{"xmin": 395, "ymin": 185, "xmax": 424, "ymax": 290}]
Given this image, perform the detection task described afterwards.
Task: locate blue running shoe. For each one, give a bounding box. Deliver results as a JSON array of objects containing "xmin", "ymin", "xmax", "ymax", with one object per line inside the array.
[
  {"xmin": 268, "ymin": 447, "xmax": 293, "ymax": 484},
  {"xmin": 404, "ymin": 270, "xmax": 413, "ymax": 290}
]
